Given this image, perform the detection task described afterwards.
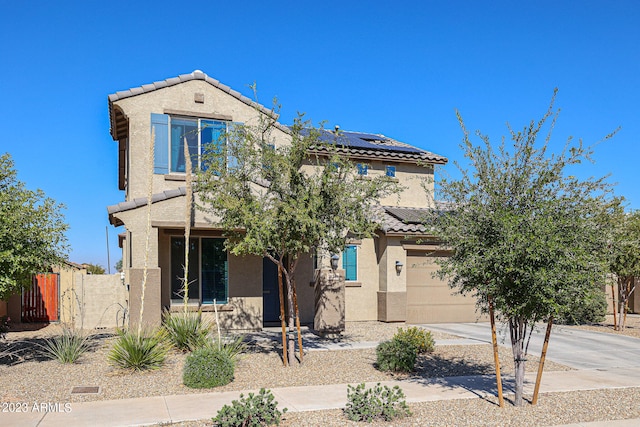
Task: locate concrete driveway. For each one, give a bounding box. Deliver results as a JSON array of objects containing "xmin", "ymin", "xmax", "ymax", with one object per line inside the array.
[{"xmin": 422, "ymin": 322, "xmax": 640, "ymax": 370}]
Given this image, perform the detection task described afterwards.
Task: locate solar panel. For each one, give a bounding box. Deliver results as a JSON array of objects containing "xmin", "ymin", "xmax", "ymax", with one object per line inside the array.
[{"xmin": 306, "ymin": 128, "xmax": 424, "ymax": 154}]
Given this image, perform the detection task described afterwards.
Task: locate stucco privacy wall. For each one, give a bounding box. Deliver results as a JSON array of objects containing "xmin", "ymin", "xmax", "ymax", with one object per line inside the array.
[
  {"xmin": 69, "ymin": 273, "xmax": 128, "ymax": 329},
  {"xmin": 112, "ymin": 79, "xmax": 290, "ymax": 201}
]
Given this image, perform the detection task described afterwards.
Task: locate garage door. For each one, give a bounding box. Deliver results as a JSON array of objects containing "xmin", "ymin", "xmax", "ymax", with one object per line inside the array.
[{"xmin": 406, "ymin": 250, "xmax": 484, "ymax": 324}]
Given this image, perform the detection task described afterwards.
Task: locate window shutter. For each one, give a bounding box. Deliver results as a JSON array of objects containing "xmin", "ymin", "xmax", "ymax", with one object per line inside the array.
[
  {"xmin": 151, "ymin": 113, "xmax": 169, "ymax": 174},
  {"xmin": 343, "ymin": 245, "xmax": 357, "ymax": 281}
]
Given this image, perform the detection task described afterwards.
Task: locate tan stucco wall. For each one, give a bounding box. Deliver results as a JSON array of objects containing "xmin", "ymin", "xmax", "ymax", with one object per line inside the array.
[
  {"xmin": 342, "ymin": 238, "xmax": 379, "ymax": 321},
  {"xmin": 55, "ymin": 265, "xmax": 83, "ymax": 324},
  {"xmin": 128, "ymin": 268, "xmax": 162, "ymax": 329},
  {"xmin": 113, "ymin": 80, "xmax": 290, "ymax": 201},
  {"xmin": 300, "ymin": 160, "xmax": 434, "ymax": 210},
  {"xmin": 377, "ymin": 235, "xmax": 407, "ymax": 293},
  {"xmin": 371, "ymin": 161, "xmax": 434, "ymax": 208}
]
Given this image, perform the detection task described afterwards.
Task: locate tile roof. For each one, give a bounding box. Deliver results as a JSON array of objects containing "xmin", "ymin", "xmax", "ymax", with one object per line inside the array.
[
  {"xmin": 108, "ymin": 188, "xmax": 445, "ymax": 238},
  {"xmin": 379, "ymin": 203, "xmax": 451, "ymax": 235},
  {"xmin": 108, "ymin": 70, "xmax": 276, "ymax": 118},
  {"xmin": 380, "ymin": 206, "xmax": 430, "ymax": 234},
  {"xmin": 107, "ymin": 70, "xmax": 446, "ymax": 165},
  {"xmin": 107, "ymin": 187, "xmax": 186, "ymax": 226}
]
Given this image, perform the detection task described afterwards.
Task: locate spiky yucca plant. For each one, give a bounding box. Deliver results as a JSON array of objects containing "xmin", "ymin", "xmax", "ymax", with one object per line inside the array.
[
  {"xmin": 108, "ymin": 328, "xmax": 170, "ymax": 371},
  {"xmin": 162, "ymin": 310, "xmax": 213, "ymax": 352},
  {"xmin": 40, "ymin": 327, "xmax": 89, "ymax": 364}
]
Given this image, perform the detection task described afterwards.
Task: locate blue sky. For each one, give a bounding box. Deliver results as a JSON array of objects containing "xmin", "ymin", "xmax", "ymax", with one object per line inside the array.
[{"xmin": 1, "ymin": 1, "xmax": 638, "ymax": 271}]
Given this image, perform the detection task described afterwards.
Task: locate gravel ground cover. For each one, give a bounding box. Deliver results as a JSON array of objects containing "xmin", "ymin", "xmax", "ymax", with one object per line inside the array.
[
  {"xmin": 569, "ymin": 314, "xmax": 640, "ymax": 338},
  {"xmin": 1, "ymin": 318, "xmax": 639, "ymax": 426},
  {"xmin": 167, "ymin": 387, "xmax": 640, "ymax": 427}
]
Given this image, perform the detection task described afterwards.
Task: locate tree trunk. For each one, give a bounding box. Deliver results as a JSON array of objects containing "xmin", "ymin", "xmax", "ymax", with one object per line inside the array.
[
  {"xmin": 623, "ymin": 277, "xmax": 634, "ymax": 329},
  {"xmin": 488, "ymin": 296, "xmax": 504, "ymax": 407},
  {"xmin": 611, "ymin": 282, "xmax": 618, "ymax": 331},
  {"xmin": 277, "ymin": 263, "xmax": 287, "ymax": 366},
  {"xmin": 509, "ymin": 316, "xmax": 527, "ymax": 406},
  {"xmin": 292, "ymin": 278, "xmax": 303, "ymax": 361},
  {"xmin": 285, "ymin": 274, "xmax": 296, "ymax": 364},
  {"xmin": 618, "ymin": 277, "xmax": 627, "ymax": 331}
]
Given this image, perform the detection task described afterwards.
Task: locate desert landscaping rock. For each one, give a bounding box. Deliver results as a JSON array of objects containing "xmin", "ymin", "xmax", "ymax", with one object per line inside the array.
[{"xmin": 2, "ymin": 316, "xmax": 640, "ymax": 426}]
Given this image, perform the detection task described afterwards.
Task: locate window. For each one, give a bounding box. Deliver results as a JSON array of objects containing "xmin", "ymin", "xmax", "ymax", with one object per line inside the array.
[
  {"xmin": 385, "ymin": 165, "xmax": 396, "ymax": 178},
  {"xmin": 342, "ymin": 245, "xmax": 357, "ymax": 281},
  {"xmin": 356, "ymin": 163, "xmax": 368, "ymax": 176},
  {"xmin": 171, "ymin": 237, "xmax": 228, "ymax": 304},
  {"xmin": 151, "ymin": 113, "xmax": 230, "ymax": 174},
  {"xmin": 170, "ymin": 117, "xmax": 227, "ymax": 173}
]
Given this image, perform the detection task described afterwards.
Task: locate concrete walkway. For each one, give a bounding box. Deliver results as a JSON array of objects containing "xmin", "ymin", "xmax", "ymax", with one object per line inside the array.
[{"xmin": 2, "ymin": 325, "xmax": 640, "ymax": 427}]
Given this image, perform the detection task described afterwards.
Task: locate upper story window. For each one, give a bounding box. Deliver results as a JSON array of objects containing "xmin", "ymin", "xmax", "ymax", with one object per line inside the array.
[
  {"xmin": 151, "ymin": 113, "xmax": 230, "ymax": 174},
  {"xmin": 356, "ymin": 163, "xmax": 368, "ymax": 176},
  {"xmin": 385, "ymin": 165, "xmax": 396, "ymax": 178},
  {"xmin": 170, "ymin": 117, "xmax": 227, "ymax": 173}
]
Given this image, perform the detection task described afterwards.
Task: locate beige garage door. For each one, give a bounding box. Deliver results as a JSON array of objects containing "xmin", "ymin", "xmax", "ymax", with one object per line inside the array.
[{"xmin": 406, "ymin": 250, "xmax": 484, "ymax": 324}]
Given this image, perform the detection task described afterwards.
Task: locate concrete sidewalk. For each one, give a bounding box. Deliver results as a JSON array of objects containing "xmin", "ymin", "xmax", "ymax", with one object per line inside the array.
[{"xmin": 2, "ymin": 366, "xmax": 640, "ymax": 426}]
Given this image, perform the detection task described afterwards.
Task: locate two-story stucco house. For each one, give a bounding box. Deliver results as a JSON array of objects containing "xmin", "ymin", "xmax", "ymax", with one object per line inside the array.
[{"xmin": 107, "ymin": 70, "xmax": 484, "ymax": 330}]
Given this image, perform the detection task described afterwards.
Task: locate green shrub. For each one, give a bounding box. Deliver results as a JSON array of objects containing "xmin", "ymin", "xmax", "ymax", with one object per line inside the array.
[
  {"xmin": 556, "ymin": 287, "xmax": 608, "ymax": 325},
  {"xmin": 344, "ymin": 382, "xmax": 410, "ymax": 422},
  {"xmin": 376, "ymin": 337, "xmax": 418, "ymax": 372},
  {"xmin": 213, "ymin": 388, "xmax": 287, "ymax": 427},
  {"xmin": 162, "ymin": 310, "xmax": 213, "ymax": 351},
  {"xmin": 183, "ymin": 346, "xmax": 234, "ymax": 388},
  {"xmin": 108, "ymin": 328, "xmax": 170, "ymax": 371},
  {"xmin": 40, "ymin": 327, "xmax": 89, "ymax": 364},
  {"xmin": 395, "ymin": 327, "xmax": 435, "ymax": 354}
]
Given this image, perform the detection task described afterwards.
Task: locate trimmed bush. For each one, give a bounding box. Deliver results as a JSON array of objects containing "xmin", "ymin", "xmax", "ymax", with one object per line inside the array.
[
  {"xmin": 213, "ymin": 388, "xmax": 286, "ymax": 427},
  {"xmin": 163, "ymin": 310, "xmax": 213, "ymax": 351},
  {"xmin": 40, "ymin": 327, "xmax": 89, "ymax": 364},
  {"xmin": 108, "ymin": 328, "xmax": 170, "ymax": 371},
  {"xmin": 376, "ymin": 337, "xmax": 418, "ymax": 372},
  {"xmin": 183, "ymin": 347, "xmax": 234, "ymax": 388},
  {"xmin": 344, "ymin": 382, "xmax": 410, "ymax": 422},
  {"xmin": 395, "ymin": 327, "xmax": 435, "ymax": 354}
]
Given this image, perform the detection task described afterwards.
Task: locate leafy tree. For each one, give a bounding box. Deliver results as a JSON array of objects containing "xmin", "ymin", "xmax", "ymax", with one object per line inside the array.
[
  {"xmin": 84, "ymin": 263, "xmax": 106, "ymax": 275},
  {"xmin": 427, "ymin": 91, "xmax": 615, "ymax": 406},
  {"xmin": 196, "ymin": 100, "xmax": 399, "ymax": 365},
  {"xmin": 608, "ymin": 202, "xmax": 640, "ymax": 330},
  {"xmin": 0, "ymin": 153, "xmax": 68, "ymax": 300},
  {"xmin": 114, "ymin": 259, "xmax": 123, "ymax": 273}
]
